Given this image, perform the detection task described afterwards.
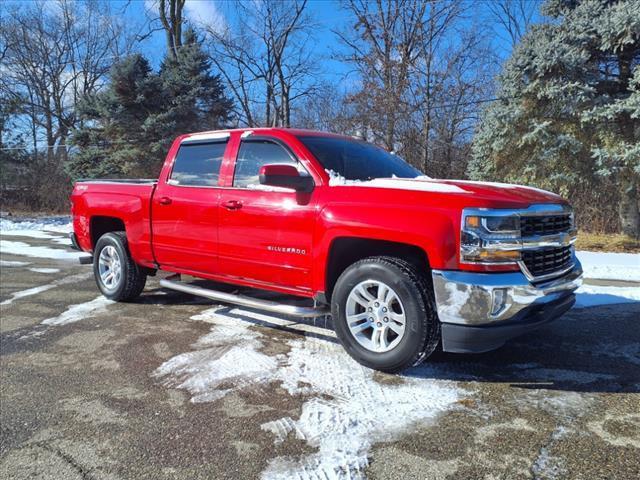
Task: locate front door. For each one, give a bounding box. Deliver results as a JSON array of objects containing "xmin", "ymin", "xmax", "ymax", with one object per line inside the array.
[
  {"xmin": 217, "ymin": 138, "xmax": 317, "ymax": 292},
  {"xmin": 152, "ymin": 139, "xmax": 227, "ymax": 273}
]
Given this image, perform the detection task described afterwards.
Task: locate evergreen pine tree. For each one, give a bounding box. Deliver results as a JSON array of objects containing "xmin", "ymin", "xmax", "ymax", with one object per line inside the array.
[
  {"xmin": 69, "ymin": 30, "xmax": 234, "ymax": 179},
  {"xmin": 470, "ymin": 0, "xmax": 640, "ymax": 237},
  {"xmin": 147, "ymin": 28, "xmax": 233, "ymax": 156},
  {"xmin": 69, "ymin": 54, "xmax": 164, "ymax": 178}
]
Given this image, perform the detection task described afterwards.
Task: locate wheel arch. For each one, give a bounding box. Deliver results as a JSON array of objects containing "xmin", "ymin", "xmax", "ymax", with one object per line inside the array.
[
  {"xmin": 324, "ymin": 237, "xmax": 431, "ymax": 302},
  {"xmin": 89, "ymin": 216, "xmax": 126, "ymax": 248}
]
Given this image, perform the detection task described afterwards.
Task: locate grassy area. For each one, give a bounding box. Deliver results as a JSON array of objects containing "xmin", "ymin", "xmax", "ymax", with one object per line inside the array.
[{"xmin": 576, "ymin": 231, "xmax": 640, "ymax": 253}]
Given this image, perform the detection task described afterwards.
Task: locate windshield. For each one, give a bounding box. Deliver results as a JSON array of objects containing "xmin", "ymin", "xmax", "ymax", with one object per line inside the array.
[{"xmin": 297, "ymin": 135, "xmax": 423, "ymax": 181}]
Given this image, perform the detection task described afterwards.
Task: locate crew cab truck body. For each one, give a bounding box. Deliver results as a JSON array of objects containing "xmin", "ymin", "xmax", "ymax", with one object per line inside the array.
[{"xmin": 71, "ymin": 128, "xmax": 582, "ymax": 372}]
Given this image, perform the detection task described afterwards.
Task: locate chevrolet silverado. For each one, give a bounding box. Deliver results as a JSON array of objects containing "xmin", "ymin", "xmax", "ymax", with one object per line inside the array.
[{"xmin": 70, "ymin": 128, "xmax": 583, "ymax": 372}]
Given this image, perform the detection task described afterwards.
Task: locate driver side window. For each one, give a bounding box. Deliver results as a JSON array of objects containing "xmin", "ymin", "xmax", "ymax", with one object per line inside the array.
[{"xmin": 233, "ymin": 140, "xmax": 298, "ymax": 189}]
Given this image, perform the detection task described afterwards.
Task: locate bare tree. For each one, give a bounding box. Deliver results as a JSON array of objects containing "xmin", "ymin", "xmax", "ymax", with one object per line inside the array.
[
  {"xmin": 411, "ymin": 0, "xmax": 464, "ymax": 171},
  {"xmin": 0, "ymin": 0, "xmax": 135, "ymax": 208},
  {"xmin": 336, "ymin": 0, "xmax": 429, "ymax": 150},
  {"xmin": 205, "ymin": 0, "xmax": 318, "ymax": 127},
  {"xmin": 157, "ymin": 0, "xmax": 186, "ymax": 59},
  {"xmin": 487, "ymin": 0, "xmax": 541, "ymax": 48}
]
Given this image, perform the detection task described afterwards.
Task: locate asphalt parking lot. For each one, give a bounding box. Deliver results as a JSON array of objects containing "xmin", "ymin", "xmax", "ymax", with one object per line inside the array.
[{"xmin": 1, "ymin": 232, "xmax": 639, "ymax": 479}]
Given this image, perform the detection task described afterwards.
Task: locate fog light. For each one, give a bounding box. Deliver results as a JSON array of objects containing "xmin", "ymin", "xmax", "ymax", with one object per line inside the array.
[{"xmin": 490, "ymin": 288, "xmax": 509, "ymax": 317}]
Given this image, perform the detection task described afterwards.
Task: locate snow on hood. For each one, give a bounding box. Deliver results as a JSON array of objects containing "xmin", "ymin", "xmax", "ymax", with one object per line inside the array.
[
  {"xmin": 326, "ymin": 171, "xmax": 468, "ymax": 193},
  {"xmin": 325, "ymin": 170, "xmax": 563, "ymax": 204}
]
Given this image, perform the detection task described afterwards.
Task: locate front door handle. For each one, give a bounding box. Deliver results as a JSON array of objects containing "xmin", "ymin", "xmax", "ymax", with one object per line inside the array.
[
  {"xmin": 223, "ymin": 200, "xmax": 243, "ymax": 210},
  {"xmin": 158, "ymin": 196, "xmax": 172, "ymax": 205}
]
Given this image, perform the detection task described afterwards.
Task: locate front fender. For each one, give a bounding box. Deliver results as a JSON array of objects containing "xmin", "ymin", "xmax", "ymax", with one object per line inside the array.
[{"xmin": 311, "ymin": 201, "xmax": 458, "ymax": 293}]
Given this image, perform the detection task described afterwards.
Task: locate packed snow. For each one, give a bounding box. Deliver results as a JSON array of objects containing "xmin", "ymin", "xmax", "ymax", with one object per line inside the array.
[
  {"xmin": 576, "ymin": 251, "xmax": 640, "ymax": 282},
  {"xmin": 154, "ymin": 307, "xmax": 462, "ymax": 479}
]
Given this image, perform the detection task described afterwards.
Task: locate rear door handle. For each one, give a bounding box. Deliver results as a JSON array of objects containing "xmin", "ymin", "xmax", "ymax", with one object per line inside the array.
[
  {"xmin": 158, "ymin": 196, "xmax": 172, "ymax": 205},
  {"xmin": 223, "ymin": 200, "xmax": 243, "ymax": 210}
]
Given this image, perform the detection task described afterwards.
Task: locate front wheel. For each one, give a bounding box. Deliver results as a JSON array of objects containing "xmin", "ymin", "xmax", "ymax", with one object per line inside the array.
[
  {"xmin": 331, "ymin": 256, "xmax": 440, "ymax": 372},
  {"xmin": 93, "ymin": 231, "xmax": 146, "ymax": 302}
]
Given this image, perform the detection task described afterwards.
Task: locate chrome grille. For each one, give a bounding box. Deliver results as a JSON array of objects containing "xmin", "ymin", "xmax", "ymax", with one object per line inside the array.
[
  {"xmin": 522, "ymin": 246, "xmax": 573, "ymax": 279},
  {"xmin": 520, "ymin": 214, "xmax": 572, "ymax": 236}
]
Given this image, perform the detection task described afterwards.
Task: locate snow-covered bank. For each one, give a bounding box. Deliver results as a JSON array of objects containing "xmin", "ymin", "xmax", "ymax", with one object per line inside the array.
[
  {"xmin": 576, "ymin": 251, "xmax": 640, "ymax": 282},
  {"xmin": 574, "ymin": 284, "xmax": 640, "ymax": 308}
]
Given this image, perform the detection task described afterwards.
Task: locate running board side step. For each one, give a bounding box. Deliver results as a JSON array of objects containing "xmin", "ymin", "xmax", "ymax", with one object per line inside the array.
[{"xmin": 159, "ymin": 275, "xmax": 330, "ymax": 318}]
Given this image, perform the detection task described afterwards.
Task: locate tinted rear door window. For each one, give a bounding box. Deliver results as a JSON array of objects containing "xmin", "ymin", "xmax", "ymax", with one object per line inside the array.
[{"xmin": 170, "ymin": 142, "xmax": 226, "ymax": 186}]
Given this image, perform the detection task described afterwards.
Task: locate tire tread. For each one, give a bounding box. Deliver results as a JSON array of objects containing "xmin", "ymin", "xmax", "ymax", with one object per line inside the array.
[
  {"xmin": 332, "ymin": 255, "xmax": 440, "ymax": 372},
  {"xmin": 94, "ymin": 231, "xmax": 146, "ymax": 302}
]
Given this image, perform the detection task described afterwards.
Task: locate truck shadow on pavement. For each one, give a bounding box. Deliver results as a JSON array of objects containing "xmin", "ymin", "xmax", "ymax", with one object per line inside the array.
[
  {"xmin": 142, "ymin": 283, "xmax": 640, "ymax": 395},
  {"xmin": 408, "ymin": 303, "xmax": 640, "ymax": 394}
]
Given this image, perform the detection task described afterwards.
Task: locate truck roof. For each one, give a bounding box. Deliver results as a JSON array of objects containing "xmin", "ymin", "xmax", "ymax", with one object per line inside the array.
[{"xmin": 181, "ymin": 127, "xmax": 352, "ymax": 140}]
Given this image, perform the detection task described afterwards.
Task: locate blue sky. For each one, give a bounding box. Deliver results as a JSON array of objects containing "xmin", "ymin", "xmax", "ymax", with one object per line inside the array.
[
  {"xmin": 127, "ymin": 0, "xmax": 356, "ymax": 80},
  {"xmin": 119, "ymin": 0, "xmax": 526, "ymax": 85}
]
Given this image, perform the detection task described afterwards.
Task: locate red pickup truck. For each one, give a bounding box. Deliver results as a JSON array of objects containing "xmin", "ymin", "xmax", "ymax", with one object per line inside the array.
[{"xmin": 70, "ymin": 128, "xmax": 582, "ymax": 372}]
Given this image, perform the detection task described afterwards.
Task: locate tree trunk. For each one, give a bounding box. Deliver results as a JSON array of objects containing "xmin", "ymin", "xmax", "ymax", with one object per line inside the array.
[{"xmin": 619, "ymin": 172, "xmax": 640, "ymax": 239}]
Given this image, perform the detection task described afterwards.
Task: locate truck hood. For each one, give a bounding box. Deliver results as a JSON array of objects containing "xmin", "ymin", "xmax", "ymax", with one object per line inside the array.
[{"xmin": 330, "ymin": 177, "xmax": 566, "ymax": 207}]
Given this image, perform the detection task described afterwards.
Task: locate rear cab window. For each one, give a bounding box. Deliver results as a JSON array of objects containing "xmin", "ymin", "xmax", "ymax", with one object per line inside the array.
[{"xmin": 169, "ymin": 141, "xmax": 227, "ymax": 187}]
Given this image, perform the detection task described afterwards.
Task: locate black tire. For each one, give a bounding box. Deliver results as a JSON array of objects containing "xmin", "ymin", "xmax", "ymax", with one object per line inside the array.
[
  {"xmin": 331, "ymin": 256, "xmax": 441, "ymax": 373},
  {"xmin": 93, "ymin": 231, "xmax": 147, "ymax": 302}
]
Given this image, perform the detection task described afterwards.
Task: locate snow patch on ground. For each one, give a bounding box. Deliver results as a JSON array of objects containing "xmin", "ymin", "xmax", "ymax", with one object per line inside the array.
[
  {"xmin": 0, "ymin": 217, "xmax": 72, "ymax": 234},
  {"xmin": 0, "ymin": 229, "xmax": 59, "ymax": 239},
  {"xmin": 29, "ymin": 267, "xmax": 61, "ymax": 274},
  {"xmin": 155, "ymin": 307, "xmax": 462, "ymax": 480},
  {"xmin": 574, "ymin": 284, "xmax": 640, "ymax": 308},
  {"xmin": 42, "ymin": 295, "xmax": 114, "ymax": 325},
  {"xmin": 261, "ymin": 339, "xmax": 461, "ymax": 480},
  {"xmin": 1, "ymin": 284, "xmax": 56, "ymax": 306},
  {"xmin": 0, "ymin": 240, "xmax": 84, "ymax": 261},
  {"xmin": 1, "ymin": 272, "xmax": 90, "ymax": 306},
  {"xmin": 153, "ymin": 308, "xmax": 279, "ymax": 403},
  {"xmin": 576, "ymin": 251, "xmax": 640, "ymax": 282},
  {"xmin": 0, "ymin": 260, "xmax": 30, "ymax": 267},
  {"xmin": 51, "ymin": 237, "xmax": 72, "ymax": 246}
]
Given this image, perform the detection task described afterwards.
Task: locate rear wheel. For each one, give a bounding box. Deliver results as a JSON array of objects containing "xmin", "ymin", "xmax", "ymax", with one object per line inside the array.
[
  {"xmin": 93, "ymin": 231, "xmax": 146, "ymax": 302},
  {"xmin": 332, "ymin": 256, "xmax": 440, "ymax": 372}
]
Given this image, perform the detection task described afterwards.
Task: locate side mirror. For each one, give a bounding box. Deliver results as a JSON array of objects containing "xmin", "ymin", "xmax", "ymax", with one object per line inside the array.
[{"xmin": 259, "ymin": 164, "xmax": 314, "ymax": 193}]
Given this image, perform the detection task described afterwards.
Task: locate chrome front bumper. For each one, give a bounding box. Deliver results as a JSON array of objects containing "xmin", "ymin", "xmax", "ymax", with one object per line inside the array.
[{"xmin": 431, "ymin": 261, "xmax": 583, "ymax": 353}]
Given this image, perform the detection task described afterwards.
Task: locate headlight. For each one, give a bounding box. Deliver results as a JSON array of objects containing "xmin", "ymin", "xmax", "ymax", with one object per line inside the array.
[{"xmin": 461, "ymin": 210, "xmax": 521, "ymax": 264}]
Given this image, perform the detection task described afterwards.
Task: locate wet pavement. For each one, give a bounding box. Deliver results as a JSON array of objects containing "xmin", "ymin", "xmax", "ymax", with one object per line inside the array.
[{"xmin": 1, "ymin": 234, "xmax": 639, "ymax": 479}]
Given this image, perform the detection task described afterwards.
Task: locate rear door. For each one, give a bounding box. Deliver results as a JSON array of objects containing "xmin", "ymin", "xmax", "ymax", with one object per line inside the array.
[
  {"xmin": 217, "ymin": 137, "xmax": 317, "ymax": 292},
  {"xmin": 151, "ymin": 137, "xmax": 228, "ymax": 273}
]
